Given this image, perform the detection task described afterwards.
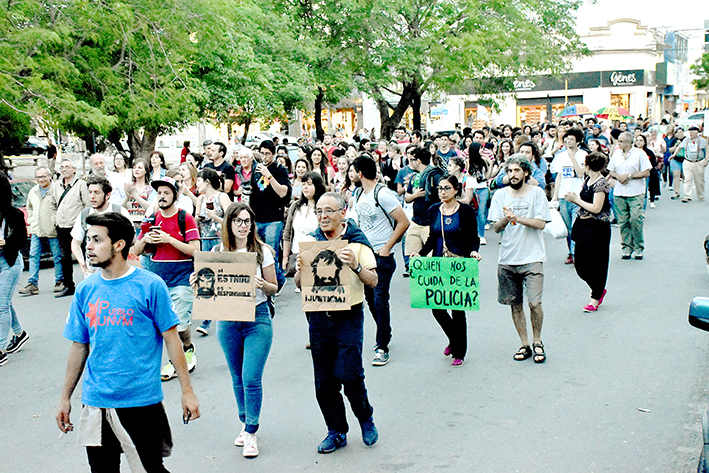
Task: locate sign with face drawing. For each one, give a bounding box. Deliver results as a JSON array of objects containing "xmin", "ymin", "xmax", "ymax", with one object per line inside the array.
[
  {"xmin": 193, "ymin": 251, "xmax": 257, "ymax": 321},
  {"xmin": 299, "ymin": 240, "xmax": 351, "ymax": 311}
]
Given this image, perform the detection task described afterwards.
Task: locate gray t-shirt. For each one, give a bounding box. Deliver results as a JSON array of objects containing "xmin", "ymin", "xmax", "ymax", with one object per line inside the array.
[
  {"xmin": 354, "ymin": 185, "xmax": 401, "ymax": 252},
  {"xmin": 489, "ymin": 186, "xmax": 551, "ymax": 265}
]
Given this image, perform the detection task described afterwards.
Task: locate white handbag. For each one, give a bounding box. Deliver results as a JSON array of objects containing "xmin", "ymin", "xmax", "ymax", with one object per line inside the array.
[{"xmin": 543, "ymin": 207, "xmax": 568, "ymax": 239}]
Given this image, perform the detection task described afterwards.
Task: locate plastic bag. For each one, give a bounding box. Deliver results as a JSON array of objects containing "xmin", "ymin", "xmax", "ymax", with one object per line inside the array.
[{"xmin": 543, "ymin": 207, "xmax": 567, "ymax": 239}]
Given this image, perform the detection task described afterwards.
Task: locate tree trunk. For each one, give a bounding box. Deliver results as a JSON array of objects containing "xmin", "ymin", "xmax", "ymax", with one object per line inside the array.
[
  {"xmin": 241, "ymin": 117, "xmax": 252, "ymax": 145},
  {"xmin": 412, "ymin": 89, "xmax": 422, "ymax": 132},
  {"xmin": 314, "ymin": 87, "xmax": 325, "ymax": 142},
  {"xmin": 372, "ymin": 81, "xmax": 417, "ymax": 141},
  {"xmin": 127, "ymin": 128, "xmax": 158, "ymax": 164}
]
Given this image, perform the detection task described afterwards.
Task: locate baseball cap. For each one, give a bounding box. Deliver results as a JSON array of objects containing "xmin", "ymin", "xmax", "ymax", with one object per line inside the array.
[
  {"xmin": 688, "ymin": 126, "xmax": 700, "ymax": 132},
  {"xmin": 593, "ymin": 124, "xmax": 602, "ymax": 130},
  {"xmin": 151, "ymin": 176, "xmax": 179, "ymax": 195}
]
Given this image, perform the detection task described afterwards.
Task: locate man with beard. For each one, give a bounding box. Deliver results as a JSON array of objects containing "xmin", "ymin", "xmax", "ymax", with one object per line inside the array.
[
  {"xmin": 89, "ymin": 153, "xmax": 125, "ymax": 204},
  {"xmin": 133, "ymin": 177, "xmax": 201, "ymax": 381},
  {"xmin": 56, "ymin": 212, "xmax": 200, "ymax": 472},
  {"xmin": 70, "ymin": 175, "xmax": 131, "ymax": 278},
  {"xmin": 295, "ymin": 192, "xmax": 379, "ymax": 454},
  {"xmin": 489, "ymin": 155, "xmax": 551, "ymax": 364}
]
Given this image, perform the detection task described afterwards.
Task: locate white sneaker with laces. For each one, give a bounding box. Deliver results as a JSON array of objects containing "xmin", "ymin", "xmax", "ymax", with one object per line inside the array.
[
  {"xmin": 243, "ymin": 432, "xmax": 258, "ymax": 457},
  {"xmin": 479, "ymin": 237, "xmax": 487, "ymax": 245},
  {"xmin": 160, "ymin": 361, "xmax": 177, "ymax": 381},
  {"xmin": 234, "ymin": 426, "xmax": 246, "ymax": 447}
]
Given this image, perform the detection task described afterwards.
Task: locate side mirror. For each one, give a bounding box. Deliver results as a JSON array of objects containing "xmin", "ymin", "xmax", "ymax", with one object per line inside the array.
[{"xmin": 689, "ymin": 297, "xmax": 709, "ymax": 332}]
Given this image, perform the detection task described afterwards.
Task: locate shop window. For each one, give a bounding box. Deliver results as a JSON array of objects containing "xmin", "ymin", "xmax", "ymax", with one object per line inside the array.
[{"xmin": 611, "ymin": 94, "xmax": 630, "ymax": 110}]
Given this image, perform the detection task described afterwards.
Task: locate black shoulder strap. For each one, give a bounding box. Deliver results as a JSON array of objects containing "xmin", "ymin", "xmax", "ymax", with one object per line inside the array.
[
  {"xmin": 177, "ymin": 209, "xmax": 187, "ymax": 242},
  {"xmin": 373, "ymin": 183, "xmax": 396, "ymax": 230}
]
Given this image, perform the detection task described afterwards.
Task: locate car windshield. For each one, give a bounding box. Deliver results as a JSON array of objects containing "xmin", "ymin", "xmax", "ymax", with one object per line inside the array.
[{"xmin": 11, "ymin": 181, "xmax": 33, "ymax": 208}]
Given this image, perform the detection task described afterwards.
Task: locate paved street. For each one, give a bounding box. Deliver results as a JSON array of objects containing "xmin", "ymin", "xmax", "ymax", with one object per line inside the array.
[{"xmin": 3, "ymin": 164, "xmax": 709, "ymax": 472}]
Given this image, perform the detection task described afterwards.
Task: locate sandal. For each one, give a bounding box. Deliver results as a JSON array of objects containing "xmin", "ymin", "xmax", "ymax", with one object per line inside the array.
[
  {"xmin": 532, "ymin": 342, "xmax": 546, "ymax": 364},
  {"xmin": 513, "ymin": 345, "xmax": 532, "ymax": 361}
]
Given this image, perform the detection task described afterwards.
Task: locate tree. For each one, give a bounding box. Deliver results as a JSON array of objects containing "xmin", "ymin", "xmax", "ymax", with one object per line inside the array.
[
  {"xmin": 691, "ymin": 53, "xmax": 709, "ymax": 91},
  {"xmin": 327, "ymin": 0, "xmax": 587, "ymax": 139}
]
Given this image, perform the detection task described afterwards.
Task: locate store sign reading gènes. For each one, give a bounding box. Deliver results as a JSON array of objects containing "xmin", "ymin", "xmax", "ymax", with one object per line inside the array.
[{"xmin": 609, "ymin": 71, "xmax": 637, "ymax": 87}]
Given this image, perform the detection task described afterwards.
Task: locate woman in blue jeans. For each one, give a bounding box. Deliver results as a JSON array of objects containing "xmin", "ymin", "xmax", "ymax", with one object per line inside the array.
[
  {"xmin": 0, "ymin": 172, "xmax": 29, "ymax": 366},
  {"xmin": 192, "ymin": 202, "xmax": 276, "ymax": 457}
]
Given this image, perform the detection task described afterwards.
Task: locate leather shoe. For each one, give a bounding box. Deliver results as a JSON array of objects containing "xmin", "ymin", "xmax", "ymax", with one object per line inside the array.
[{"xmin": 55, "ymin": 286, "xmax": 75, "ymax": 298}]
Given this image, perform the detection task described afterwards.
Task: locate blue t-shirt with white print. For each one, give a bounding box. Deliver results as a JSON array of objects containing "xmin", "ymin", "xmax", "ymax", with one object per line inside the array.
[{"xmin": 63, "ymin": 267, "xmax": 180, "ymax": 408}]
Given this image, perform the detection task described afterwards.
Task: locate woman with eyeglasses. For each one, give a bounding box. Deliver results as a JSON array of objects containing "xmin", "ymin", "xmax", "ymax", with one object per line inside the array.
[
  {"xmin": 190, "ymin": 202, "xmax": 276, "ymax": 458},
  {"xmin": 412, "ymin": 175, "xmax": 481, "ymax": 367}
]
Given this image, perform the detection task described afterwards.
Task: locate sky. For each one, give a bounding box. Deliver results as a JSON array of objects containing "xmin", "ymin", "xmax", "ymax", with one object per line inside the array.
[{"xmin": 575, "ymin": 0, "xmax": 705, "ymax": 63}]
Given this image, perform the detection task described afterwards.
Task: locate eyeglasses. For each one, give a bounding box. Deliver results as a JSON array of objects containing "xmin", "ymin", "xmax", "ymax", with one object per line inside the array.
[
  {"xmin": 233, "ymin": 218, "xmax": 251, "ymax": 227},
  {"xmin": 36, "ymin": 174, "xmax": 49, "ymax": 179},
  {"xmin": 437, "ymin": 186, "xmax": 453, "ymax": 192},
  {"xmin": 315, "ymin": 208, "xmax": 342, "ymax": 217}
]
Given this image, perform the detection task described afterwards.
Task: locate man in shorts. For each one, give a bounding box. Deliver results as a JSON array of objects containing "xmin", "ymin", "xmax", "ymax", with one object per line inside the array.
[{"xmin": 489, "ymin": 155, "xmax": 551, "ymax": 364}]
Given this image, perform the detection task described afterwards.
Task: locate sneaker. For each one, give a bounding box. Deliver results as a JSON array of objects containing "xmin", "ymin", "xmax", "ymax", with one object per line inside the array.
[
  {"xmin": 317, "ymin": 431, "xmax": 347, "ymax": 454},
  {"xmin": 583, "ymin": 304, "xmax": 598, "ymax": 312},
  {"xmin": 633, "ymin": 251, "xmax": 643, "ymax": 260},
  {"xmin": 621, "ymin": 252, "xmax": 631, "ymax": 260},
  {"xmin": 650, "ymin": 202, "xmax": 656, "ymax": 209},
  {"xmin": 451, "ymin": 358, "xmax": 464, "ymax": 367},
  {"xmin": 565, "ymin": 254, "xmax": 574, "ymax": 265},
  {"xmin": 361, "ymin": 419, "xmax": 378, "ymax": 446},
  {"xmin": 443, "ymin": 345, "xmax": 452, "ymax": 356},
  {"xmin": 196, "ymin": 321, "xmax": 210, "ymax": 336},
  {"xmin": 18, "ymin": 284, "xmax": 38, "ymax": 296},
  {"xmin": 479, "ymin": 237, "xmax": 487, "ymax": 245},
  {"xmin": 234, "ymin": 426, "xmax": 246, "ymax": 447},
  {"xmin": 294, "ymin": 287, "xmax": 301, "ymax": 293},
  {"xmin": 6, "ymin": 331, "xmax": 29, "ymax": 354},
  {"xmin": 402, "ymin": 271, "xmax": 410, "ymax": 278},
  {"xmin": 54, "ymin": 282, "xmax": 65, "ymax": 293},
  {"xmin": 0, "ymin": 351, "xmax": 7, "ymax": 366},
  {"xmin": 185, "ymin": 347, "xmax": 196, "ymax": 373},
  {"xmin": 242, "ymin": 433, "xmax": 258, "ymax": 457},
  {"xmin": 161, "ymin": 361, "xmax": 177, "ymax": 381},
  {"xmin": 484, "ymin": 224, "xmax": 490, "ymax": 230},
  {"xmin": 372, "ymin": 349, "xmax": 390, "ymax": 366},
  {"xmin": 671, "ymin": 194, "xmax": 680, "ymax": 200}
]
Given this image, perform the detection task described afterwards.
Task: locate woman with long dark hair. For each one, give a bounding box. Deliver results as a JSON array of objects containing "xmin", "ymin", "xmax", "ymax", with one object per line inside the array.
[
  {"xmin": 0, "ymin": 172, "xmax": 29, "ymax": 365},
  {"xmin": 634, "ymin": 134, "xmax": 660, "ymax": 208},
  {"xmin": 283, "ymin": 172, "xmax": 327, "ymax": 285},
  {"xmin": 149, "ymin": 150, "xmax": 168, "ymax": 181},
  {"xmin": 191, "ymin": 202, "xmax": 277, "ymax": 457},
  {"xmin": 309, "ymin": 148, "xmax": 335, "ymax": 190},
  {"xmin": 462, "ymin": 143, "xmax": 492, "ymax": 244},
  {"xmin": 563, "ymin": 152, "xmax": 612, "ymax": 312},
  {"xmin": 413, "ymin": 175, "xmax": 481, "ymax": 367}
]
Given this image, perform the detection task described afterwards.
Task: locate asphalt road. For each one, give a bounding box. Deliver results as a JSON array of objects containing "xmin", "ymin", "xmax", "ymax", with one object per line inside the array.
[{"xmin": 3, "ymin": 161, "xmax": 709, "ymax": 472}]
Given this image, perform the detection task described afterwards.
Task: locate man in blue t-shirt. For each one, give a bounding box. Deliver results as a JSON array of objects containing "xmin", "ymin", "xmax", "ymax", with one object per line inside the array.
[{"xmin": 56, "ymin": 212, "xmax": 200, "ymax": 472}]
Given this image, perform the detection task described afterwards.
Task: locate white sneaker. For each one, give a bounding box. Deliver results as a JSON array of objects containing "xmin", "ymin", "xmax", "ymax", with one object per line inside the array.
[
  {"xmin": 650, "ymin": 202, "xmax": 656, "ymax": 209},
  {"xmin": 484, "ymin": 224, "xmax": 490, "ymax": 230},
  {"xmin": 185, "ymin": 347, "xmax": 196, "ymax": 373},
  {"xmin": 243, "ymin": 432, "xmax": 258, "ymax": 457},
  {"xmin": 234, "ymin": 426, "xmax": 246, "ymax": 447},
  {"xmin": 160, "ymin": 361, "xmax": 177, "ymax": 381},
  {"xmin": 294, "ymin": 287, "xmax": 301, "ymax": 293},
  {"xmin": 479, "ymin": 237, "xmax": 487, "ymax": 245}
]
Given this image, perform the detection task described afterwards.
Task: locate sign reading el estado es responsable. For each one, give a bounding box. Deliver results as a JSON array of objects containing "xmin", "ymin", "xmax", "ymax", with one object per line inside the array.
[{"xmin": 409, "ymin": 257, "xmax": 480, "ymax": 311}]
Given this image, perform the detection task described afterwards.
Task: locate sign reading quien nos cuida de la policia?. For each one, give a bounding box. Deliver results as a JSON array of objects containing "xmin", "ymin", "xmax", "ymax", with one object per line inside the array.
[
  {"xmin": 409, "ymin": 257, "xmax": 480, "ymax": 311},
  {"xmin": 192, "ymin": 251, "xmax": 257, "ymax": 321}
]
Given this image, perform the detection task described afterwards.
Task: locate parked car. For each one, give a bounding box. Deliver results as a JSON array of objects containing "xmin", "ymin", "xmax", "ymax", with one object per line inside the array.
[
  {"xmin": 10, "ymin": 178, "xmax": 55, "ymax": 269},
  {"xmin": 13, "ymin": 136, "xmax": 48, "ymax": 156},
  {"xmin": 676, "ymin": 110, "xmax": 709, "ymax": 133}
]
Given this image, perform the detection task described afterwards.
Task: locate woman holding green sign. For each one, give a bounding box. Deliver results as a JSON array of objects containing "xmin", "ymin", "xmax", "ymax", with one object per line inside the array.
[{"xmin": 414, "ymin": 175, "xmax": 481, "ymax": 367}]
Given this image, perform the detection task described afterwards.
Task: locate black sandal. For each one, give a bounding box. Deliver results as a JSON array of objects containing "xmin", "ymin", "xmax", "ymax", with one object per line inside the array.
[
  {"xmin": 513, "ymin": 345, "xmax": 532, "ymax": 361},
  {"xmin": 532, "ymin": 342, "xmax": 546, "ymax": 364}
]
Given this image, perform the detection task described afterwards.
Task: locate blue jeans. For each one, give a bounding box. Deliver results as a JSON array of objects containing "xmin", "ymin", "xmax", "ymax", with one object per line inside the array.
[
  {"xmin": 475, "ymin": 188, "xmax": 489, "ymax": 238},
  {"xmin": 256, "ymin": 221, "xmax": 285, "ymax": 289},
  {"xmin": 27, "ymin": 235, "xmax": 63, "ymax": 286},
  {"xmin": 309, "ymin": 304, "xmax": 374, "ymax": 434},
  {"xmin": 0, "ymin": 255, "xmax": 24, "ymax": 350},
  {"xmin": 558, "ymin": 199, "xmax": 578, "ymax": 255},
  {"xmin": 218, "ymin": 302, "xmax": 273, "ymax": 434},
  {"xmin": 364, "ymin": 253, "xmax": 395, "ymax": 351},
  {"xmin": 201, "ymin": 238, "xmax": 221, "ymax": 252}
]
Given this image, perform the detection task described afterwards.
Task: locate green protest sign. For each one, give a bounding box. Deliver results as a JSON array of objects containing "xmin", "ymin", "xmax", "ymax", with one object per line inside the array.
[{"xmin": 409, "ymin": 257, "xmax": 480, "ymax": 311}]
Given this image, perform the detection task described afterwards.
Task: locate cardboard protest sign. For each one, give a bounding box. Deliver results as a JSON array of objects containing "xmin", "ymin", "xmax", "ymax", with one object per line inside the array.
[
  {"xmin": 409, "ymin": 257, "xmax": 480, "ymax": 311},
  {"xmin": 192, "ymin": 251, "xmax": 257, "ymax": 321},
  {"xmin": 299, "ymin": 240, "xmax": 351, "ymax": 311}
]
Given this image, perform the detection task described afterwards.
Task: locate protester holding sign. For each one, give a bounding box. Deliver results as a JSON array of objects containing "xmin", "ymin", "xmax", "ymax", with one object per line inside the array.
[
  {"xmin": 190, "ymin": 202, "xmax": 277, "ymax": 458},
  {"xmin": 413, "ymin": 175, "xmax": 480, "ymax": 367},
  {"xmin": 295, "ymin": 192, "xmax": 380, "ymax": 454}
]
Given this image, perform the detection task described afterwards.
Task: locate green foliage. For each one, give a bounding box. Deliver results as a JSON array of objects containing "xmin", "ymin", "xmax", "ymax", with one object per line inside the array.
[
  {"xmin": 691, "ymin": 53, "xmax": 709, "ymax": 91},
  {"xmin": 0, "ymin": 104, "xmax": 32, "ymax": 155}
]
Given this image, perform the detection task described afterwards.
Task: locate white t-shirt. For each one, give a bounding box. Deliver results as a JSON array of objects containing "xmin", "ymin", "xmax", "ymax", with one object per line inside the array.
[
  {"xmin": 608, "ymin": 147, "xmax": 651, "ymax": 197},
  {"xmin": 291, "ymin": 206, "xmax": 319, "ymax": 254},
  {"xmin": 551, "ymin": 149, "xmax": 587, "ymax": 197},
  {"xmin": 353, "ymin": 185, "xmax": 401, "ymax": 252},
  {"xmin": 71, "ymin": 204, "xmax": 132, "ymax": 275},
  {"xmin": 489, "ymin": 186, "xmax": 551, "ymax": 265},
  {"xmin": 237, "ymin": 246, "xmax": 274, "ymax": 306}
]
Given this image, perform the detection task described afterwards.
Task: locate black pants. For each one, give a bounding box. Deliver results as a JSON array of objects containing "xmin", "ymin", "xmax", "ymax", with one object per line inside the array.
[
  {"xmin": 86, "ymin": 403, "xmax": 173, "ymax": 473},
  {"xmin": 56, "ymin": 227, "xmax": 74, "ymax": 291},
  {"xmin": 432, "ymin": 310, "xmax": 467, "ymax": 359},
  {"xmin": 572, "ymin": 217, "xmax": 611, "ymax": 301}
]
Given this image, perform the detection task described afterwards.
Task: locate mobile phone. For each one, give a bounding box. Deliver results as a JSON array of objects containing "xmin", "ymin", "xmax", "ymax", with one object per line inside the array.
[
  {"xmin": 206, "ymin": 202, "xmax": 214, "ymax": 210},
  {"xmin": 149, "ymin": 226, "xmax": 161, "ymax": 232}
]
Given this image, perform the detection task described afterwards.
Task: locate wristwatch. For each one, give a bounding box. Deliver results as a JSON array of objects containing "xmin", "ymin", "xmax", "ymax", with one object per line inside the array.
[{"xmin": 353, "ymin": 263, "xmax": 363, "ymax": 274}]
